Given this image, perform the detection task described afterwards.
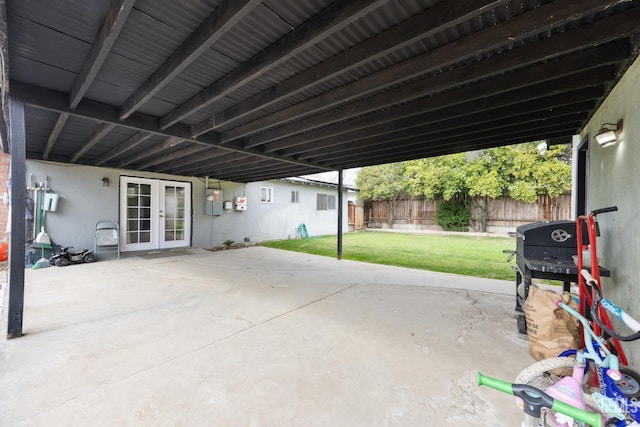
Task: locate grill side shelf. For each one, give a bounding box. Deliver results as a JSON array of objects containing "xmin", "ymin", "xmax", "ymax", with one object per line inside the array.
[{"xmin": 523, "ymin": 258, "xmax": 610, "ymax": 277}]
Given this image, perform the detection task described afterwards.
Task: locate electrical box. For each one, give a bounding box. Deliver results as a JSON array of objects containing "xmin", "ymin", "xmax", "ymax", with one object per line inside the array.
[
  {"xmin": 205, "ymin": 189, "xmax": 224, "ymax": 216},
  {"xmin": 235, "ymin": 196, "xmax": 247, "ymax": 211},
  {"xmin": 223, "ymin": 201, "xmax": 233, "ymax": 210},
  {"xmin": 43, "ymin": 193, "xmax": 59, "ymax": 212}
]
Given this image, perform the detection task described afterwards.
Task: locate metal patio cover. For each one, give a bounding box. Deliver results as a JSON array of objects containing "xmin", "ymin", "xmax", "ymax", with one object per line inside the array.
[{"xmin": 2, "ymin": 0, "xmax": 639, "ymax": 182}]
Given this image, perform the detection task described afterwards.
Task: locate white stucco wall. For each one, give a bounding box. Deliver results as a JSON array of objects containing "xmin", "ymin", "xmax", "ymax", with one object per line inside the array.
[
  {"xmin": 207, "ymin": 180, "xmax": 345, "ymax": 244},
  {"xmin": 578, "ymin": 54, "xmax": 640, "ymax": 367},
  {"xmin": 25, "ymin": 160, "xmax": 347, "ymax": 252}
]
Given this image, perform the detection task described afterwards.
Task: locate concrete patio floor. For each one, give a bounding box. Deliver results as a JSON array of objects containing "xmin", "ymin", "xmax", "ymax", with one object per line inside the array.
[{"xmin": 1, "ymin": 246, "xmax": 533, "ymax": 426}]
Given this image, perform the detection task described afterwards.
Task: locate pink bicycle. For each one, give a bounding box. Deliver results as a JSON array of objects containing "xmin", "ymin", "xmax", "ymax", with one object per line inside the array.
[{"xmin": 480, "ymin": 270, "xmax": 640, "ymax": 426}]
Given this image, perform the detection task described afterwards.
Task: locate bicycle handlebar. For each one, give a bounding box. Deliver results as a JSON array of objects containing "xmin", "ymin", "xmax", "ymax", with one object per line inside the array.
[
  {"xmin": 477, "ymin": 372, "xmax": 603, "ymax": 426},
  {"xmin": 557, "ymin": 300, "xmax": 618, "ymax": 372},
  {"xmin": 591, "ymin": 206, "xmax": 618, "ymax": 215},
  {"xmin": 581, "ymin": 270, "xmax": 640, "ymax": 341}
]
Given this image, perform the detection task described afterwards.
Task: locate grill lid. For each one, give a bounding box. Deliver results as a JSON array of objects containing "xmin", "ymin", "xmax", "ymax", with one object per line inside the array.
[{"xmin": 515, "ymin": 220, "xmax": 579, "ymax": 247}]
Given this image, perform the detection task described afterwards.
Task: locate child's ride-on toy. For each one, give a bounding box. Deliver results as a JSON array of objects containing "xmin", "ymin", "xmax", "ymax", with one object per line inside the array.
[{"xmin": 49, "ymin": 247, "xmax": 95, "ymax": 267}]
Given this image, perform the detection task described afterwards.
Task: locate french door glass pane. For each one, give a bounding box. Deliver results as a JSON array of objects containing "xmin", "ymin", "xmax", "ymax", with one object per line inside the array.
[
  {"xmin": 126, "ymin": 183, "xmax": 152, "ymax": 244},
  {"xmin": 163, "ymin": 185, "xmax": 187, "ymax": 242},
  {"xmin": 164, "ymin": 186, "xmax": 175, "ymax": 241}
]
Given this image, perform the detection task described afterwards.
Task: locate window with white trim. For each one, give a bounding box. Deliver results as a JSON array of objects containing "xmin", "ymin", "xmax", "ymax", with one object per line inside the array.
[
  {"xmin": 260, "ymin": 187, "xmax": 273, "ymax": 203},
  {"xmin": 291, "ymin": 190, "xmax": 299, "ymax": 203},
  {"xmin": 316, "ymin": 193, "xmax": 336, "ymax": 210}
]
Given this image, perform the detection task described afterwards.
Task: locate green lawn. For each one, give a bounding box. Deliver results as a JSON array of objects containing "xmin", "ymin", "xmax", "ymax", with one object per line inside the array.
[{"xmin": 260, "ymin": 231, "xmax": 516, "ymax": 280}]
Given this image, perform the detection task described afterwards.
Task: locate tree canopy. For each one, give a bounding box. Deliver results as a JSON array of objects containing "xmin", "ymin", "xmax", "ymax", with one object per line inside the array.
[
  {"xmin": 355, "ymin": 162, "xmax": 406, "ymax": 201},
  {"xmin": 403, "ymin": 142, "xmax": 571, "ymax": 203},
  {"xmin": 355, "ymin": 162, "xmax": 406, "ymax": 227},
  {"xmin": 356, "ymin": 142, "xmax": 572, "ymax": 230}
]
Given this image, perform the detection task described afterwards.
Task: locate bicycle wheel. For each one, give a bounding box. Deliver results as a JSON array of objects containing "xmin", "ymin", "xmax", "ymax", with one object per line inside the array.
[
  {"xmin": 617, "ymin": 367, "xmax": 640, "ymax": 399},
  {"xmin": 515, "ymin": 357, "xmax": 581, "ymax": 427},
  {"xmin": 515, "ymin": 357, "xmax": 578, "ymax": 387}
]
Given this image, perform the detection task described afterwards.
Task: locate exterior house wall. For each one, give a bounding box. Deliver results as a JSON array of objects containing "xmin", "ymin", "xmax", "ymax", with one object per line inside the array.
[
  {"xmin": 576, "ymin": 55, "xmax": 640, "ymax": 368},
  {"xmin": 208, "ymin": 180, "xmax": 345, "ymax": 244},
  {"xmin": 25, "ymin": 160, "xmax": 347, "ymax": 252}
]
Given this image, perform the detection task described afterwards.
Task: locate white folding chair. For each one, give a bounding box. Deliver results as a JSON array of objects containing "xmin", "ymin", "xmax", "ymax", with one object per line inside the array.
[{"xmin": 94, "ymin": 220, "xmax": 120, "ymax": 260}]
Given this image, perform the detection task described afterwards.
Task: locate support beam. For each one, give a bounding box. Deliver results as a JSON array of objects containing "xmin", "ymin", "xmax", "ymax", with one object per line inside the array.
[
  {"xmin": 9, "ymin": 81, "xmax": 331, "ymax": 172},
  {"xmin": 211, "ymin": 164, "xmax": 317, "ymax": 183},
  {"xmin": 70, "ymin": 123, "xmax": 116, "ymax": 163},
  {"xmin": 191, "ymin": 0, "xmax": 507, "ymax": 136},
  {"xmin": 12, "ymin": 80, "xmax": 208, "ymax": 142},
  {"xmin": 337, "ymin": 169, "xmax": 343, "ymax": 260},
  {"xmin": 261, "ymin": 60, "xmax": 616, "ymax": 158},
  {"xmin": 200, "ymin": 158, "xmax": 279, "ymax": 175},
  {"xmin": 120, "ymin": 0, "xmax": 261, "ymax": 119},
  {"xmin": 227, "ymin": 0, "xmax": 638, "ymax": 147},
  {"xmin": 43, "ymin": 113, "xmax": 69, "ymax": 160},
  {"xmin": 156, "ymin": 148, "xmax": 232, "ymax": 173},
  {"xmin": 346, "ymin": 128, "xmax": 576, "ymax": 168},
  {"xmin": 94, "ymin": 131, "xmax": 152, "ymax": 165},
  {"xmin": 328, "ymin": 129, "xmax": 572, "ymax": 170},
  {"xmin": 138, "ymin": 144, "xmax": 210, "ymax": 169},
  {"xmin": 162, "ymin": 151, "xmax": 250, "ymax": 175},
  {"xmin": 7, "ymin": 97, "xmax": 26, "ymax": 339},
  {"xmin": 70, "ymin": 0, "xmax": 136, "ymax": 108},
  {"xmin": 47, "ymin": 0, "xmax": 135, "ymax": 160},
  {"xmin": 47, "ymin": 1, "xmax": 135, "ymax": 157},
  {"xmin": 296, "ymin": 99, "xmax": 597, "ymax": 161},
  {"xmin": 312, "ymin": 113, "xmax": 587, "ymax": 164},
  {"xmin": 267, "ymin": 43, "xmax": 623, "ymax": 154},
  {"xmin": 118, "ymin": 137, "xmax": 185, "ymax": 167},
  {"xmin": 327, "ymin": 124, "xmax": 579, "ymax": 169},
  {"xmin": 160, "ymin": 0, "xmax": 388, "ymax": 129}
]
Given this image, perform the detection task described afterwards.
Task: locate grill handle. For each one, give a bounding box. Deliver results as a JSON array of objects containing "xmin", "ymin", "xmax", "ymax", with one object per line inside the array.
[
  {"xmin": 507, "ymin": 232, "xmax": 523, "ymax": 238},
  {"xmin": 502, "ymin": 249, "xmax": 516, "ymax": 262},
  {"xmin": 592, "ymin": 206, "xmax": 618, "ymax": 215}
]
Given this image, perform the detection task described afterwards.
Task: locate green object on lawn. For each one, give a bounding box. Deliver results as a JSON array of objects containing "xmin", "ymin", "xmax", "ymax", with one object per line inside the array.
[{"xmin": 299, "ymin": 223, "xmax": 309, "ymax": 238}]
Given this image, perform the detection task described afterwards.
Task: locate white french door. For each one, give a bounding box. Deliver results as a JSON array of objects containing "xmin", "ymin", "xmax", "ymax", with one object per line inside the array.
[{"xmin": 120, "ymin": 177, "xmax": 191, "ymax": 252}]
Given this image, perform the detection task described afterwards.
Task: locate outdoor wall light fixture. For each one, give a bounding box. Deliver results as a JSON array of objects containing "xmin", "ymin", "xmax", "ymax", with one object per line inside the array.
[
  {"xmin": 102, "ymin": 177, "xmax": 110, "ymax": 187},
  {"xmin": 594, "ymin": 119, "xmax": 623, "ymax": 147}
]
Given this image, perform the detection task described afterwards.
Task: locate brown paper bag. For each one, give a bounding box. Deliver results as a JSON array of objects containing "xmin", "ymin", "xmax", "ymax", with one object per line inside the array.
[{"xmin": 524, "ymin": 285, "xmax": 580, "ymax": 361}]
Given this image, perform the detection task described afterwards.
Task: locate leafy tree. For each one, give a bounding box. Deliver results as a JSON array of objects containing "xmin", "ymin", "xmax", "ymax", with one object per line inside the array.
[
  {"xmin": 360, "ymin": 142, "xmax": 572, "ymax": 232},
  {"xmin": 405, "ymin": 153, "xmax": 467, "ymax": 201},
  {"xmin": 355, "ymin": 162, "xmax": 406, "ymax": 227},
  {"xmin": 461, "ymin": 147, "xmax": 515, "ymax": 231},
  {"xmin": 509, "ymin": 143, "xmax": 572, "ymax": 202}
]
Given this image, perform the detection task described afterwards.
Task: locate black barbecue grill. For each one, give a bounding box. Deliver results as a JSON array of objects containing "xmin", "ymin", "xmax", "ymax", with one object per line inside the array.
[{"xmin": 511, "ymin": 220, "xmax": 609, "ymax": 334}]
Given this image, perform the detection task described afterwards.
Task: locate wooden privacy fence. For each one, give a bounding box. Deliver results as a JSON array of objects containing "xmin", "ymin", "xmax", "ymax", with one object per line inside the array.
[
  {"xmin": 364, "ymin": 193, "xmax": 572, "ymax": 230},
  {"xmin": 348, "ymin": 201, "xmax": 365, "ymax": 231}
]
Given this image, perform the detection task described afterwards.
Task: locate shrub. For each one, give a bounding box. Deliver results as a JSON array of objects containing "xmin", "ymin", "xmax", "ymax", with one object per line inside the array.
[{"xmin": 435, "ymin": 199, "xmax": 470, "ymax": 231}]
